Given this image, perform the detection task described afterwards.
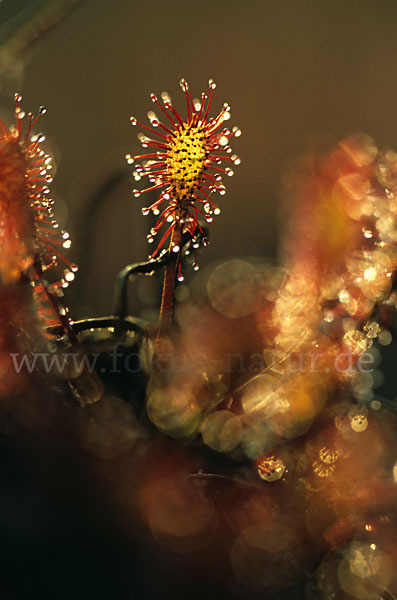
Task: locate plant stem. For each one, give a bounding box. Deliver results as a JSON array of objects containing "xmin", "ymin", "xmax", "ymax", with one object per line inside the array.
[
  {"xmin": 157, "ymin": 224, "xmax": 183, "ymax": 336},
  {"xmin": 33, "ymin": 261, "xmax": 78, "ymax": 345}
]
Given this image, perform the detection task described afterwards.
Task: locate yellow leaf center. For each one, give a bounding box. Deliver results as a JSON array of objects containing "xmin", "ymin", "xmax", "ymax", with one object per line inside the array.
[{"xmin": 167, "ymin": 124, "xmax": 208, "ymax": 200}]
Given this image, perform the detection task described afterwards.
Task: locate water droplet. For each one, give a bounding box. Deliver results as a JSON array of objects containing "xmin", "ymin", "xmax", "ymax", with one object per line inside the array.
[
  {"xmin": 179, "ymin": 78, "xmax": 189, "ymax": 91},
  {"xmin": 363, "ymin": 321, "xmax": 380, "ymax": 339},
  {"xmin": 208, "ymin": 79, "xmax": 216, "ymax": 90},
  {"xmin": 63, "ymin": 239, "xmax": 72, "ymax": 249},
  {"xmin": 202, "ymin": 411, "xmax": 242, "ymax": 452},
  {"xmin": 166, "ymin": 215, "xmax": 174, "ymax": 223},
  {"xmin": 133, "ymin": 189, "xmax": 141, "ymax": 198},
  {"xmin": 225, "ymin": 168, "xmax": 234, "ymax": 177},
  {"xmin": 214, "ymin": 207, "xmax": 221, "ymax": 215},
  {"xmin": 39, "ymin": 106, "xmax": 47, "ymax": 115},
  {"xmin": 150, "ymin": 93, "xmax": 157, "ymax": 102},
  {"xmin": 233, "ymin": 126, "xmax": 242, "ymax": 137},
  {"xmin": 161, "ymin": 91, "xmax": 171, "ymax": 104},
  {"xmin": 202, "ymin": 237, "xmax": 209, "ymax": 247},
  {"xmin": 343, "ymin": 330, "xmax": 368, "ymax": 354},
  {"xmin": 177, "ymin": 274, "xmax": 184, "ymax": 282},
  {"xmin": 172, "ymin": 244, "xmax": 180, "ymax": 253},
  {"xmin": 14, "ymin": 93, "xmax": 22, "ymax": 102},
  {"xmin": 130, "ymin": 116, "xmax": 138, "ymax": 125},
  {"xmin": 257, "ymin": 456, "xmax": 286, "ymax": 482},
  {"xmin": 231, "ymin": 154, "xmax": 241, "ymax": 165},
  {"xmin": 193, "ymin": 263, "xmax": 200, "ymax": 271},
  {"xmin": 351, "ymin": 414, "xmax": 368, "ymax": 432},
  {"xmin": 142, "ymin": 207, "xmax": 149, "ymax": 215},
  {"xmin": 379, "ymin": 329, "xmax": 392, "ymax": 345},
  {"xmin": 64, "ymin": 270, "xmax": 75, "ymax": 282},
  {"xmin": 147, "ymin": 235, "xmax": 154, "ymax": 243},
  {"xmin": 364, "ymin": 267, "xmax": 377, "ymax": 281},
  {"xmin": 126, "ymin": 154, "xmax": 134, "ymax": 164}
]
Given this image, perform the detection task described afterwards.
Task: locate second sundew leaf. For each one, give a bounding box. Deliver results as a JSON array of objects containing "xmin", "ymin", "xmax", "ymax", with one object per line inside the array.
[{"xmin": 0, "ymin": 94, "xmax": 77, "ymax": 333}]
